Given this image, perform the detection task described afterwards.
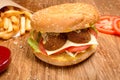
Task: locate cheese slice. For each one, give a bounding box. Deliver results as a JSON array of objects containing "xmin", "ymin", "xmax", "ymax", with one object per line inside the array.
[{"xmin": 46, "ymin": 34, "xmax": 98, "ymax": 55}]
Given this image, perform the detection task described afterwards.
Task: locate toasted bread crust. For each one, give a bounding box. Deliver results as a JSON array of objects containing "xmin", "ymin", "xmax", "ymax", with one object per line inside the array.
[{"xmin": 32, "ymin": 3, "xmax": 99, "ymax": 33}]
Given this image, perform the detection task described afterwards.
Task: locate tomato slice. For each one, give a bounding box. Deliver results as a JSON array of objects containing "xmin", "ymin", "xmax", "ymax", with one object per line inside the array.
[
  {"xmin": 113, "ymin": 18, "xmax": 120, "ymax": 35},
  {"xmin": 95, "ymin": 15, "xmax": 116, "ymax": 34},
  {"xmin": 66, "ymin": 45, "xmax": 90, "ymax": 53},
  {"xmin": 96, "ymin": 26, "xmax": 116, "ymax": 34}
]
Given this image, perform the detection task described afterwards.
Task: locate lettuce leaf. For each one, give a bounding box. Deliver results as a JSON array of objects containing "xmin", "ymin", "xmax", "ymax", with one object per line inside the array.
[
  {"xmin": 27, "ymin": 31, "xmax": 40, "ymax": 53},
  {"xmin": 28, "ymin": 37, "xmax": 40, "ymax": 53},
  {"xmin": 91, "ymin": 24, "xmax": 98, "ymax": 33}
]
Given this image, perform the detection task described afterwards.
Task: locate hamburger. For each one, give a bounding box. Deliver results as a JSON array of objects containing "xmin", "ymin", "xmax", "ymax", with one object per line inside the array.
[{"xmin": 28, "ymin": 3, "xmax": 99, "ymax": 66}]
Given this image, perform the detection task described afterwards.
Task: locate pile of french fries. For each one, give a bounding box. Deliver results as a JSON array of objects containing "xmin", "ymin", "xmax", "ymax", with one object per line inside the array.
[{"xmin": 0, "ymin": 6, "xmax": 32, "ymax": 39}]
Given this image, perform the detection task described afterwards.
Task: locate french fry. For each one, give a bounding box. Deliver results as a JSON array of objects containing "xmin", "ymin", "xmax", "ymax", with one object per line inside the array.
[
  {"xmin": 2, "ymin": 10, "xmax": 23, "ymax": 18},
  {"xmin": 0, "ymin": 31, "xmax": 16, "ymax": 39},
  {"xmin": 0, "ymin": 12, "xmax": 4, "ymax": 18},
  {"xmin": 10, "ymin": 16, "xmax": 19, "ymax": 24},
  {"xmin": 7, "ymin": 19, "xmax": 13, "ymax": 32},
  {"xmin": 20, "ymin": 16, "xmax": 25, "ymax": 35},
  {"xmin": 0, "ymin": 18, "xmax": 3, "ymax": 28},
  {"xmin": 3, "ymin": 17, "xmax": 9, "ymax": 30},
  {"xmin": 0, "ymin": 28, "xmax": 4, "ymax": 32},
  {"xmin": 0, "ymin": 22, "xmax": 3, "ymax": 28},
  {"xmin": 0, "ymin": 6, "xmax": 32, "ymax": 39},
  {"xmin": 25, "ymin": 18, "xmax": 31, "ymax": 31},
  {"xmin": 13, "ymin": 24, "xmax": 19, "ymax": 31},
  {"xmin": 23, "ymin": 11, "xmax": 32, "ymax": 18},
  {"xmin": 0, "ymin": 31, "xmax": 7, "ymax": 35}
]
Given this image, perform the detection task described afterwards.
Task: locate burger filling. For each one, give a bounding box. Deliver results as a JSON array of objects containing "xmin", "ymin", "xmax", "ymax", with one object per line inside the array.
[{"xmin": 28, "ymin": 26, "xmax": 98, "ymax": 57}]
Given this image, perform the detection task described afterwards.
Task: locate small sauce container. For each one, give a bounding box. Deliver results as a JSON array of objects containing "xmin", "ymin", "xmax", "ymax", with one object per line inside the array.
[{"xmin": 0, "ymin": 46, "xmax": 11, "ymax": 73}]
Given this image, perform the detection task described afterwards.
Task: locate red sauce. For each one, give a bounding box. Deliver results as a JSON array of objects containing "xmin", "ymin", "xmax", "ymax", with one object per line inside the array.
[{"xmin": 0, "ymin": 46, "xmax": 11, "ymax": 73}]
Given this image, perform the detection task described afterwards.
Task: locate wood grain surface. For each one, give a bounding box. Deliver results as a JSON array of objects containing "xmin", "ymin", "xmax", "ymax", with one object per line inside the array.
[{"xmin": 0, "ymin": 0, "xmax": 120, "ymax": 80}]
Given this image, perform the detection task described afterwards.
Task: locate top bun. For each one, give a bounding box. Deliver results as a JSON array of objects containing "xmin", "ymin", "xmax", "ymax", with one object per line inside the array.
[{"xmin": 32, "ymin": 3, "xmax": 99, "ymax": 33}]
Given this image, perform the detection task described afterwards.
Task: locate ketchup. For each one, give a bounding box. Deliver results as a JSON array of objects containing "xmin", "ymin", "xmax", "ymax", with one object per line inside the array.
[{"xmin": 0, "ymin": 46, "xmax": 11, "ymax": 73}]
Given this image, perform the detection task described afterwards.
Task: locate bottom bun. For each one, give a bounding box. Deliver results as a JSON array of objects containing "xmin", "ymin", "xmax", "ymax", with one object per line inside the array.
[{"xmin": 33, "ymin": 45, "xmax": 97, "ymax": 66}]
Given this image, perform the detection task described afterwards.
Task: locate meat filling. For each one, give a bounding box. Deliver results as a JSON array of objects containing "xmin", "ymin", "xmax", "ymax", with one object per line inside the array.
[
  {"xmin": 41, "ymin": 29, "xmax": 91, "ymax": 51},
  {"xmin": 67, "ymin": 29, "xmax": 91, "ymax": 43},
  {"xmin": 43, "ymin": 33, "xmax": 67, "ymax": 51}
]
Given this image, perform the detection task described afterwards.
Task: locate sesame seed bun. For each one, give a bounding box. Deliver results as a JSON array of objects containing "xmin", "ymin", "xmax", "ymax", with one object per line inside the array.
[{"xmin": 32, "ymin": 3, "xmax": 99, "ymax": 33}]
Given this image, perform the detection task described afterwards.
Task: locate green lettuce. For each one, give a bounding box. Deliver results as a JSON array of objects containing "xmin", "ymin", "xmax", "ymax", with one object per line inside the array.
[
  {"xmin": 28, "ymin": 37, "xmax": 40, "ymax": 53},
  {"xmin": 27, "ymin": 31, "xmax": 40, "ymax": 53},
  {"xmin": 91, "ymin": 24, "xmax": 98, "ymax": 33}
]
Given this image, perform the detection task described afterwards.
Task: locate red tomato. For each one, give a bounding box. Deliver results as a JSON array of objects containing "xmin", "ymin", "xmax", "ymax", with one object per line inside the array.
[
  {"xmin": 95, "ymin": 15, "xmax": 116, "ymax": 34},
  {"xmin": 0, "ymin": 46, "xmax": 11, "ymax": 73},
  {"xmin": 113, "ymin": 18, "xmax": 120, "ymax": 35},
  {"xmin": 96, "ymin": 26, "xmax": 116, "ymax": 34},
  {"xmin": 53, "ymin": 45, "xmax": 90, "ymax": 54},
  {"xmin": 66, "ymin": 45, "xmax": 90, "ymax": 53}
]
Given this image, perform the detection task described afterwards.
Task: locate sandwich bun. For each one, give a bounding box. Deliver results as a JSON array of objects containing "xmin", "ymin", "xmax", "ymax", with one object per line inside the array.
[
  {"xmin": 30, "ymin": 3, "xmax": 99, "ymax": 66},
  {"xmin": 32, "ymin": 3, "xmax": 99, "ymax": 33}
]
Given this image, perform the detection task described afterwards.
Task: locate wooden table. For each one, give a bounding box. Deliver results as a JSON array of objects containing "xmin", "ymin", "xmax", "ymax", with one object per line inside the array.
[{"xmin": 0, "ymin": 0, "xmax": 120, "ymax": 80}]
